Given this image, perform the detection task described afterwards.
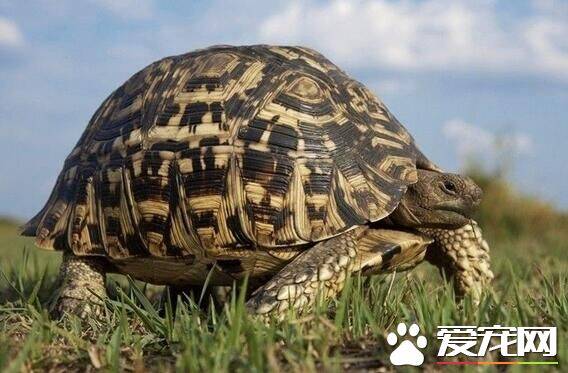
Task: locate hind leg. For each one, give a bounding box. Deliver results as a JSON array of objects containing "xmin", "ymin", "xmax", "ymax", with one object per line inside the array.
[
  {"xmin": 423, "ymin": 221, "xmax": 493, "ymax": 303},
  {"xmin": 52, "ymin": 252, "xmax": 107, "ymax": 319}
]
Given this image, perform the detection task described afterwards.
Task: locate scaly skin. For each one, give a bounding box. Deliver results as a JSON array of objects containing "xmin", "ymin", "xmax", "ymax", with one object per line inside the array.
[
  {"xmin": 422, "ymin": 221, "xmax": 493, "ymax": 303},
  {"xmin": 247, "ymin": 222, "xmax": 492, "ymax": 317},
  {"xmin": 52, "ymin": 253, "xmax": 107, "ymax": 319},
  {"xmin": 246, "ymin": 228, "xmax": 364, "ymax": 317}
]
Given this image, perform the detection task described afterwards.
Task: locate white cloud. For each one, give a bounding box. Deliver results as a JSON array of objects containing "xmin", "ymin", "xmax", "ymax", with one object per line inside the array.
[
  {"xmin": 0, "ymin": 17, "xmax": 24, "ymax": 47},
  {"xmin": 523, "ymin": 17, "xmax": 568, "ymax": 75},
  {"xmin": 443, "ymin": 118, "xmax": 533, "ymax": 169},
  {"xmin": 258, "ymin": 0, "xmax": 568, "ymax": 79}
]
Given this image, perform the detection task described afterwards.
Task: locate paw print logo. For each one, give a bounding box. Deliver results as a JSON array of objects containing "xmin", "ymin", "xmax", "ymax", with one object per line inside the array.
[{"xmin": 387, "ymin": 323, "xmax": 428, "ymax": 366}]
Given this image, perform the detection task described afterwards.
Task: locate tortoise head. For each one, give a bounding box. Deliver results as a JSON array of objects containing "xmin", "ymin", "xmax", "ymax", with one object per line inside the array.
[{"xmin": 389, "ymin": 169, "xmax": 482, "ymax": 229}]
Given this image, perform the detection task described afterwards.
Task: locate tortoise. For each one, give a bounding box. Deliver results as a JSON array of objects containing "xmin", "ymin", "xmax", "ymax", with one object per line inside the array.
[{"xmin": 22, "ymin": 45, "xmax": 493, "ymax": 318}]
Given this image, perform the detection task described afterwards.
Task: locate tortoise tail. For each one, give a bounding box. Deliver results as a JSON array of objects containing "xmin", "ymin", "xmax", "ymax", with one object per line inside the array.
[
  {"xmin": 21, "ymin": 207, "xmax": 46, "ymax": 237},
  {"xmin": 21, "ymin": 160, "xmax": 198, "ymax": 259},
  {"xmin": 21, "ymin": 163, "xmax": 128, "ymax": 256},
  {"xmin": 21, "ymin": 168, "xmax": 79, "ymax": 251}
]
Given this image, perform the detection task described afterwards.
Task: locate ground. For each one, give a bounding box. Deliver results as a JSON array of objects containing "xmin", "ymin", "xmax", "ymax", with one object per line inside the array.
[{"xmin": 0, "ymin": 174, "xmax": 566, "ymax": 372}]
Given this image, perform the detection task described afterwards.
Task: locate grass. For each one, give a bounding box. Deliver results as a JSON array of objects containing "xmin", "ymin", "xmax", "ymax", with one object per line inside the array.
[{"xmin": 0, "ymin": 174, "xmax": 567, "ymax": 372}]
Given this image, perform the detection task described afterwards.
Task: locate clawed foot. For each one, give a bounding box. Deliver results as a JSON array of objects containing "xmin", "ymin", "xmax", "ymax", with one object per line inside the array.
[
  {"xmin": 51, "ymin": 296, "xmax": 105, "ymax": 320},
  {"xmin": 51, "ymin": 253, "xmax": 108, "ymax": 321}
]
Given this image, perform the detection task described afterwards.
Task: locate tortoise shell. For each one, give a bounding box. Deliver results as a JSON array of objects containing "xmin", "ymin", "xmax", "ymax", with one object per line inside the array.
[{"xmin": 24, "ymin": 45, "xmax": 429, "ymax": 260}]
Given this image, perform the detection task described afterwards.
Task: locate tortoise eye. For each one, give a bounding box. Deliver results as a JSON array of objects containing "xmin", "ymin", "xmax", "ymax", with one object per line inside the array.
[{"xmin": 442, "ymin": 181, "xmax": 457, "ymax": 195}]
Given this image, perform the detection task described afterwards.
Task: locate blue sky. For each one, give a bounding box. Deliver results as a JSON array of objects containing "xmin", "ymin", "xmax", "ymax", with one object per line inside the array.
[{"xmin": 0, "ymin": 0, "xmax": 567, "ymax": 220}]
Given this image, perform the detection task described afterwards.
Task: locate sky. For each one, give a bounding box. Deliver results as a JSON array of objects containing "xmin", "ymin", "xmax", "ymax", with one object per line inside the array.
[{"xmin": 0, "ymin": 0, "xmax": 567, "ymax": 220}]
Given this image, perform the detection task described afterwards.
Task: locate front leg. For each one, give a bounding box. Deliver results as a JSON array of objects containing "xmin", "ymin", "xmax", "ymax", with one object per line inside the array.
[
  {"xmin": 246, "ymin": 227, "xmax": 432, "ymax": 318},
  {"xmin": 52, "ymin": 252, "xmax": 108, "ymax": 319},
  {"xmin": 423, "ymin": 221, "xmax": 493, "ymax": 303},
  {"xmin": 246, "ymin": 228, "xmax": 364, "ymax": 317}
]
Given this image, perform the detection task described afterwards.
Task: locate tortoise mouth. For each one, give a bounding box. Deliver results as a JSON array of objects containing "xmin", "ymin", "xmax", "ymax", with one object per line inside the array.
[
  {"xmin": 432, "ymin": 201, "xmax": 474, "ymax": 219},
  {"xmin": 436, "ymin": 209, "xmax": 470, "ymax": 222}
]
